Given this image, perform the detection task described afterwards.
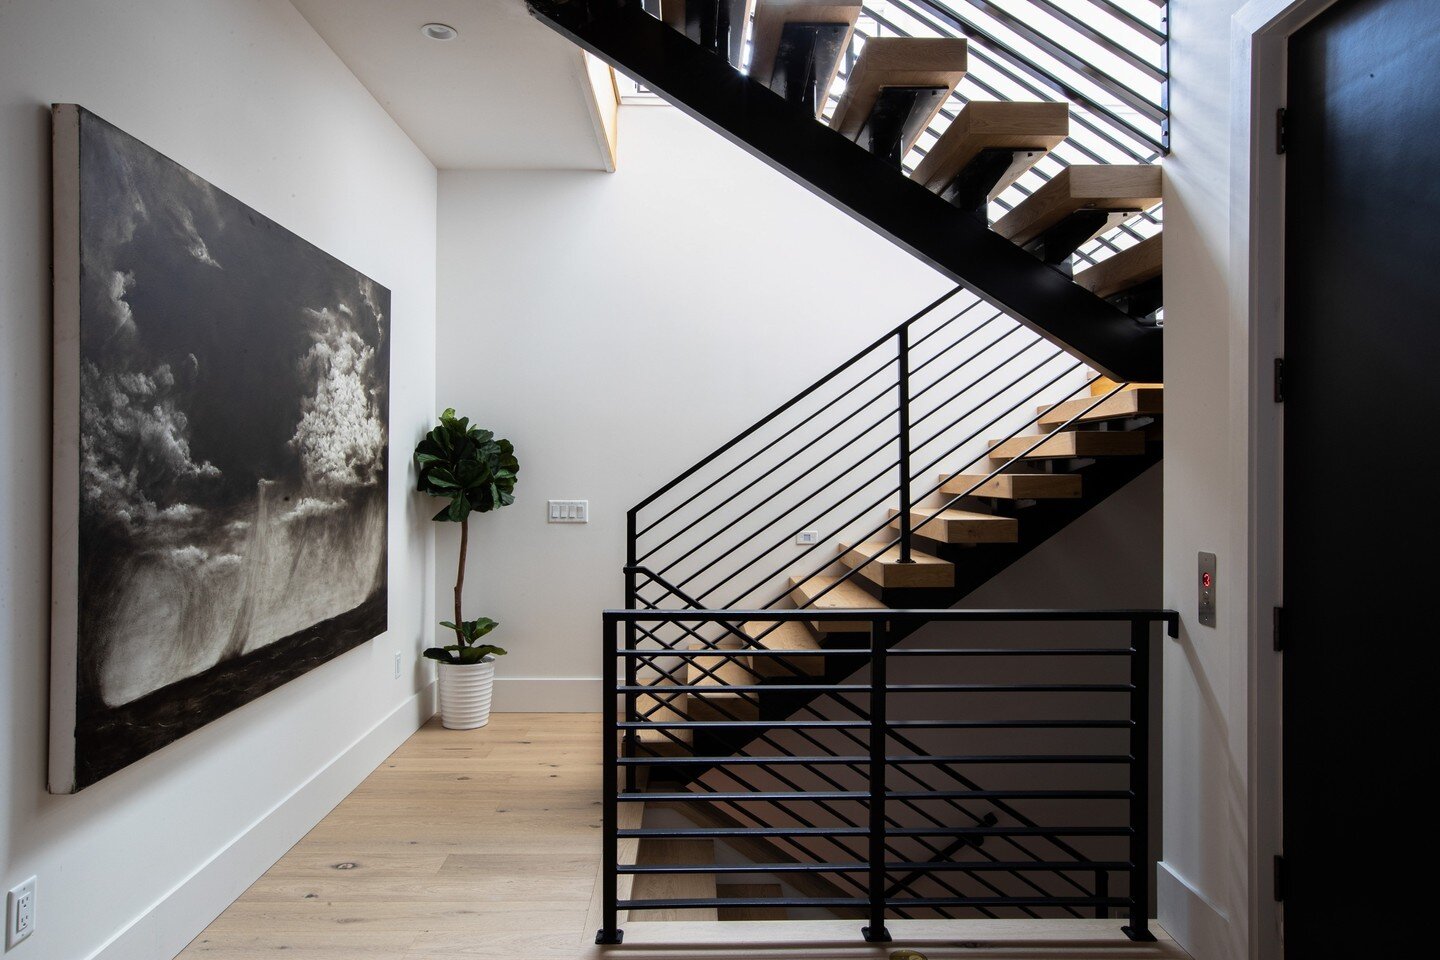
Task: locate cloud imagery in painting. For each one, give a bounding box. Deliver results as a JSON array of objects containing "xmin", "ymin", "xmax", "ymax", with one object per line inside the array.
[{"xmin": 73, "ymin": 114, "xmax": 389, "ymax": 738}]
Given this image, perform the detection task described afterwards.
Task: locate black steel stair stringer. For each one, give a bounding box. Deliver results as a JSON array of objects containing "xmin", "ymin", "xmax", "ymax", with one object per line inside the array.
[{"xmin": 525, "ymin": 0, "xmax": 1162, "ymax": 383}]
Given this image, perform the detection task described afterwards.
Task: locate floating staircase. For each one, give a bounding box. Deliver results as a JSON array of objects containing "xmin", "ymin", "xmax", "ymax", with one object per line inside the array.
[
  {"xmin": 534, "ymin": 0, "xmax": 1173, "ymax": 940},
  {"xmin": 631, "ymin": 378, "xmax": 1161, "ymax": 755},
  {"xmin": 528, "ymin": 0, "xmax": 1166, "ymax": 381}
]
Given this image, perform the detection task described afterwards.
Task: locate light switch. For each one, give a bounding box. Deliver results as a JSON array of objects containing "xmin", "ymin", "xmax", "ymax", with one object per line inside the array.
[{"xmin": 548, "ymin": 500, "xmax": 589, "ymax": 523}]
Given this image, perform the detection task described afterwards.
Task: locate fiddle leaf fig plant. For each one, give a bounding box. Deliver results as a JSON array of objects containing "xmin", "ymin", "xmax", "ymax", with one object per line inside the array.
[{"xmin": 414, "ymin": 409, "xmax": 518, "ymax": 665}]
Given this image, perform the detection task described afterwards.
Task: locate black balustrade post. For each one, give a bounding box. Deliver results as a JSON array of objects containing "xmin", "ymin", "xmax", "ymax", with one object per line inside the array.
[
  {"xmin": 623, "ymin": 515, "xmax": 639, "ymax": 793},
  {"xmin": 895, "ymin": 327, "xmax": 915, "ymax": 563},
  {"xmin": 597, "ymin": 614, "xmax": 623, "ymax": 944},
  {"xmin": 1122, "ymin": 619, "xmax": 1156, "ymax": 942},
  {"xmin": 862, "ymin": 617, "xmax": 893, "ymax": 943}
]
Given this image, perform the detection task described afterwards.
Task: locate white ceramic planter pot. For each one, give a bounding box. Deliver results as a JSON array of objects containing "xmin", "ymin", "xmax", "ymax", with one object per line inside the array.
[{"xmin": 437, "ymin": 659, "xmax": 496, "ymax": 729}]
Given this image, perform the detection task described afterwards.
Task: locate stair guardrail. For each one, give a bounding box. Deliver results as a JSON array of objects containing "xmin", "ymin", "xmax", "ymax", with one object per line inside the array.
[
  {"xmin": 599, "ymin": 607, "xmax": 1178, "ymax": 944},
  {"xmin": 613, "ymin": 280, "xmax": 1162, "ymax": 930}
]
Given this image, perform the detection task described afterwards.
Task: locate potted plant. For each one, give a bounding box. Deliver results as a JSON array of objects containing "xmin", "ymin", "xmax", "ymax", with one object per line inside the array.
[{"xmin": 414, "ymin": 409, "xmax": 519, "ymax": 729}]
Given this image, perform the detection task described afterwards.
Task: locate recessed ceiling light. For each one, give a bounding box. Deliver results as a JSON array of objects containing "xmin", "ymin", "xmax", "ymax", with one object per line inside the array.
[{"xmin": 421, "ymin": 23, "xmax": 458, "ymax": 41}]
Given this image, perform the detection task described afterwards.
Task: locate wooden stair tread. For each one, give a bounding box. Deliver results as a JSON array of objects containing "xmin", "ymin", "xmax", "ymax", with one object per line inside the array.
[
  {"xmin": 717, "ymin": 883, "xmax": 787, "ymax": 920},
  {"xmin": 1038, "ymin": 387, "xmax": 1164, "ymax": 428},
  {"xmin": 788, "ymin": 575, "xmax": 884, "ymax": 634},
  {"xmin": 987, "ymin": 429, "xmax": 1146, "ymax": 460},
  {"xmin": 993, "ymin": 164, "xmax": 1162, "ymax": 247},
  {"xmin": 912, "ymin": 100, "xmax": 1069, "ymax": 196},
  {"xmin": 1074, "ymin": 233, "xmax": 1162, "ymax": 300},
  {"xmin": 686, "ymin": 655, "xmax": 760, "ymax": 693},
  {"xmin": 632, "ymin": 838, "xmax": 718, "ymax": 921},
  {"xmin": 660, "ymin": 0, "xmax": 686, "ymax": 31},
  {"xmin": 616, "ymin": 801, "xmax": 645, "ymax": 920},
  {"xmin": 829, "ymin": 37, "xmax": 968, "ymax": 142},
  {"xmin": 741, "ymin": 619, "xmax": 825, "ymax": 677},
  {"xmin": 662, "ymin": 801, "xmax": 866, "ymax": 919},
  {"xmin": 1090, "ymin": 375, "xmax": 1162, "ymax": 396},
  {"xmin": 887, "ymin": 506, "xmax": 1019, "ymax": 544},
  {"xmin": 837, "ymin": 541, "xmax": 955, "ymax": 589},
  {"xmin": 939, "ymin": 472, "xmax": 1082, "ymax": 499},
  {"xmin": 685, "ymin": 654, "xmax": 760, "ymax": 721},
  {"xmin": 635, "ymin": 688, "xmax": 693, "ymax": 753},
  {"xmin": 750, "ymin": 1, "xmax": 863, "ymax": 113}
]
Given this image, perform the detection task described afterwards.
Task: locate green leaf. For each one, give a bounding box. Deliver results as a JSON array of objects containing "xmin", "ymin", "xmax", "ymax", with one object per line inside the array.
[
  {"xmin": 461, "ymin": 617, "xmax": 498, "ymax": 640},
  {"xmin": 446, "ymin": 495, "xmax": 470, "ymax": 522}
]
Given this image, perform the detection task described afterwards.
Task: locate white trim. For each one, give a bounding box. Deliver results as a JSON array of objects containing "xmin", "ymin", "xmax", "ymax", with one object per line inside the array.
[
  {"xmin": 491, "ymin": 676, "xmax": 601, "ymax": 712},
  {"xmin": 86, "ymin": 683, "xmax": 436, "ymax": 960},
  {"xmin": 1158, "ymin": 861, "xmax": 1233, "ymax": 960},
  {"xmin": 1229, "ymin": 2, "xmax": 1343, "ymax": 959},
  {"xmin": 574, "ymin": 51, "xmax": 620, "ymax": 173}
]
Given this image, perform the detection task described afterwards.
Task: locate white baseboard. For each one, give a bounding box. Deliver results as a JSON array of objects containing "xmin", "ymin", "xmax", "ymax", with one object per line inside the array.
[
  {"xmin": 90, "ymin": 682, "xmax": 436, "ymax": 960},
  {"xmin": 1157, "ymin": 860, "xmax": 1235, "ymax": 960},
  {"xmin": 491, "ymin": 676, "xmax": 601, "ymax": 712}
]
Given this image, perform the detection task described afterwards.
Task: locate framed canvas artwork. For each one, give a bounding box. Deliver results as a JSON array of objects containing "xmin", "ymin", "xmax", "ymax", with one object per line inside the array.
[{"xmin": 50, "ymin": 105, "xmax": 390, "ymax": 792}]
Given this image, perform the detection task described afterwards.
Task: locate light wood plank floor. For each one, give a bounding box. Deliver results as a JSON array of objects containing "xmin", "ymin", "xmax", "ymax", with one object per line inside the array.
[{"xmin": 180, "ymin": 713, "xmax": 1189, "ymax": 960}]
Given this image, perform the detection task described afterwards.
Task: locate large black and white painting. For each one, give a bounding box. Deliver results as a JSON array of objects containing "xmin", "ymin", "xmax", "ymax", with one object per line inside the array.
[{"xmin": 50, "ymin": 105, "xmax": 389, "ymax": 792}]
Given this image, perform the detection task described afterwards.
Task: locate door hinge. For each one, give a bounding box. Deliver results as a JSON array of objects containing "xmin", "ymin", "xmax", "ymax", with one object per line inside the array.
[
  {"xmin": 1273, "ymin": 357, "xmax": 1286, "ymax": 403},
  {"xmin": 1273, "ymin": 605, "xmax": 1285, "ymax": 651},
  {"xmin": 1276, "ymin": 107, "xmax": 1288, "ymax": 154},
  {"xmin": 1273, "ymin": 854, "xmax": 1288, "ymax": 902}
]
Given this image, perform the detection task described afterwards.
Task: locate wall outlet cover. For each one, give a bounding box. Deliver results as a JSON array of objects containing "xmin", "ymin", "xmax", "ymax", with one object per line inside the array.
[
  {"xmin": 795, "ymin": 530, "xmax": 820, "ymax": 545},
  {"xmin": 7, "ymin": 876, "xmax": 35, "ymax": 949}
]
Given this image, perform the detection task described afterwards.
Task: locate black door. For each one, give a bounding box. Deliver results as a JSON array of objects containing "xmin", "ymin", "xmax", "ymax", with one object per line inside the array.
[{"xmin": 1284, "ymin": 0, "xmax": 1437, "ymax": 953}]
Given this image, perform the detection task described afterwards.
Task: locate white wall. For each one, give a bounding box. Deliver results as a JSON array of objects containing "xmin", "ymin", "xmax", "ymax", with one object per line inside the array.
[
  {"xmin": 435, "ymin": 103, "xmax": 1159, "ymax": 705},
  {"xmin": 0, "ymin": 2, "xmax": 437, "ymax": 958},
  {"xmin": 435, "ymin": 105, "xmax": 955, "ymax": 709},
  {"xmin": 1160, "ymin": 1, "xmax": 1259, "ymax": 958}
]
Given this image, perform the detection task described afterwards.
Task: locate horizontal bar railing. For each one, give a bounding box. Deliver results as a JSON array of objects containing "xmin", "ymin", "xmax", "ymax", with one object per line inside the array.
[{"xmin": 599, "ymin": 608, "xmax": 1174, "ymax": 944}]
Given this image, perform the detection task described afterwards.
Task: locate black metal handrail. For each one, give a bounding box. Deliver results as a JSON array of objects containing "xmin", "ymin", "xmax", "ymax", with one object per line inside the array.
[
  {"xmin": 599, "ymin": 608, "xmax": 1176, "ymax": 944},
  {"xmin": 629, "ymin": 296, "xmax": 1113, "ymax": 626}
]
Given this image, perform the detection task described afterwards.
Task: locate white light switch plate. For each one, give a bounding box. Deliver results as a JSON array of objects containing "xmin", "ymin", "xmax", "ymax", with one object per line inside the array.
[
  {"xmin": 547, "ymin": 500, "xmax": 589, "ymax": 523},
  {"xmin": 795, "ymin": 530, "xmax": 819, "ymax": 545}
]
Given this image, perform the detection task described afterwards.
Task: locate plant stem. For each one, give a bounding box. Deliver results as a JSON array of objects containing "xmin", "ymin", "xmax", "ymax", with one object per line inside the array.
[{"xmin": 453, "ymin": 514, "xmax": 468, "ymax": 646}]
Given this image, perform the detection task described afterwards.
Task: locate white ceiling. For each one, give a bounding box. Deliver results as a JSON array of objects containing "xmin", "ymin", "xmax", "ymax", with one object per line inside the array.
[{"xmin": 290, "ymin": 0, "xmax": 609, "ymax": 170}]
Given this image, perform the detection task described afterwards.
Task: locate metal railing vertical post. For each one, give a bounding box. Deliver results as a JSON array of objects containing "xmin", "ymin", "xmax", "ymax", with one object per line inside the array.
[
  {"xmin": 895, "ymin": 328, "xmax": 915, "ymax": 563},
  {"xmin": 623, "ymin": 513, "xmax": 640, "ymax": 793},
  {"xmin": 863, "ymin": 617, "xmax": 893, "ymax": 943},
  {"xmin": 597, "ymin": 613, "xmax": 623, "ymax": 945},
  {"xmin": 1122, "ymin": 618, "xmax": 1155, "ymax": 942}
]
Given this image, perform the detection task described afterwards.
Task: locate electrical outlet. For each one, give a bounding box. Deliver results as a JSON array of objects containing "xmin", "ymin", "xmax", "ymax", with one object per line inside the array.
[
  {"xmin": 393, "ymin": 651, "xmax": 402, "ymax": 679},
  {"xmin": 795, "ymin": 529, "xmax": 819, "ymax": 545},
  {"xmin": 547, "ymin": 499, "xmax": 588, "ymax": 523},
  {"xmin": 7, "ymin": 876, "xmax": 35, "ymax": 949}
]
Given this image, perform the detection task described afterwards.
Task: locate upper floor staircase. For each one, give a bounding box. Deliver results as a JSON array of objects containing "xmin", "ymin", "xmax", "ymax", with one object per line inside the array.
[{"xmin": 527, "ymin": 0, "xmax": 1167, "ymax": 382}]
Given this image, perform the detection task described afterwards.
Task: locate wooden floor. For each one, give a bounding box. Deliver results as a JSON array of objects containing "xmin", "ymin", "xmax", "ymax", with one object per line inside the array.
[{"xmin": 180, "ymin": 713, "xmax": 1190, "ymax": 960}]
